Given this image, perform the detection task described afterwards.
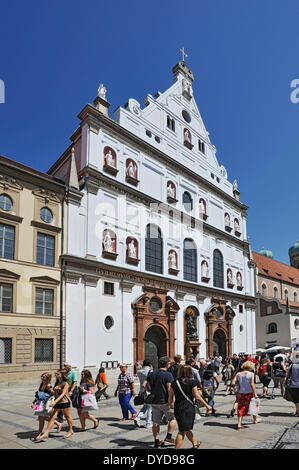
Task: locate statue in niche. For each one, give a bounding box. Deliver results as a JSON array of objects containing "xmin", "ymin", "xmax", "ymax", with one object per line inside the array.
[
  {"xmin": 199, "ymin": 199, "xmax": 206, "ymax": 216},
  {"xmin": 128, "ymin": 239, "xmax": 137, "ymax": 258},
  {"xmin": 127, "ymin": 160, "xmax": 137, "ymax": 179},
  {"xmin": 185, "ymin": 310, "xmax": 198, "ymax": 341},
  {"xmin": 167, "ymin": 182, "xmax": 175, "ymax": 199},
  {"xmin": 103, "ymin": 231, "xmax": 114, "ymax": 252},
  {"xmin": 184, "ymin": 129, "xmax": 191, "ymax": 144},
  {"xmin": 182, "ymin": 78, "xmax": 192, "ymax": 97},
  {"xmin": 225, "ymin": 213, "xmax": 230, "ymax": 227},
  {"xmin": 227, "ymin": 269, "xmax": 233, "ymax": 285},
  {"xmin": 237, "ymin": 272, "xmax": 242, "ymax": 287},
  {"xmin": 98, "ymin": 83, "xmax": 107, "ymax": 100},
  {"xmin": 234, "ymin": 219, "xmax": 240, "ymax": 232},
  {"xmin": 201, "ymin": 261, "xmax": 209, "ymax": 278},
  {"xmin": 169, "ymin": 251, "xmax": 177, "ymax": 269},
  {"xmin": 105, "ymin": 150, "xmax": 115, "ymax": 167}
]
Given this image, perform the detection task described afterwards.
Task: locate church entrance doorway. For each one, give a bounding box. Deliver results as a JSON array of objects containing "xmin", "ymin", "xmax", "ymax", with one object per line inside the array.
[
  {"xmin": 145, "ymin": 326, "xmax": 166, "ymax": 370},
  {"xmin": 213, "ymin": 329, "xmax": 227, "ymax": 358}
]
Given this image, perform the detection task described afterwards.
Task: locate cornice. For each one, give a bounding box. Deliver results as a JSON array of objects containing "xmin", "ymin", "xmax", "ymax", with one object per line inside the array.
[
  {"xmin": 31, "ymin": 220, "xmax": 62, "ymax": 233},
  {"xmin": 61, "ymin": 254, "xmax": 256, "ymax": 304},
  {"xmin": 0, "ymin": 211, "xmax": 23, "ymax": 224}
]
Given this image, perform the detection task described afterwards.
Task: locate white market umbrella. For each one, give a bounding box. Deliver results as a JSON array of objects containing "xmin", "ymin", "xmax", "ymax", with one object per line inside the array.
[
  {"xmin": 264, "ymin": 346, "xmax": 291, "ymax": 352},
  {"xmin": 256, "ymin": 348, "xmax": 266, "ymax": 353}
]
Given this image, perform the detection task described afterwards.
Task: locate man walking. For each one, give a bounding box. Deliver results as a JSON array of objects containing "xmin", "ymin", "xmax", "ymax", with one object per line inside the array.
[
  {"xmin": 134, "ymin": 360, "xmax": 153, "ymax": 428},
  {"xmin": 145, "ymin": 356, "xmax": 177, "ymax": 448},
  {"xmin": 169, "ymin": 355, "xmax": 182, "ymax": 379}
]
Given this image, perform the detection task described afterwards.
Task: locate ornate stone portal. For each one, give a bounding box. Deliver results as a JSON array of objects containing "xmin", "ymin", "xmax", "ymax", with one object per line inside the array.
[
  {"xmin": 204, "ymin": 298, "xmax": 235, "ymax": 358},
  {"xmin": 132, "ymin": 285, "xmax": 179, "ymax": 370}
]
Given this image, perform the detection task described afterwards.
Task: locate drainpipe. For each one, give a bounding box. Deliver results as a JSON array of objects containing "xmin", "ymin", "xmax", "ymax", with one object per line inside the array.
[{"xmin": 59, "ymin": 194, "xmax": 65, "ymax": 369}]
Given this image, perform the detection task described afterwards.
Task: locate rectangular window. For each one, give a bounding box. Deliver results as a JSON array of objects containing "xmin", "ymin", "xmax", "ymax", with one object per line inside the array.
[
  {"xmin": 35, "ymin": 339, "xmax": 53, "ymax": 362},
  {"xmin": 0, "ymin": 223, "xmax": 15, "ymax": 259},
  {"xmin": 267, "ymin": 306, "xmax": 272, "ymax": 315},
  {"xmin": 35, "ymin": 288, "xmax": 54, "ymax": 315},
  {"xmin": 104, "ymin": 282, "xmax": 114, "ymax": 296},
  {"xmin": 0, "ymin": 338, "xmax": 12, "ymax": 364},
  {"xmin": 199, "ymin": 140, "xmax": 205, "ymax": 154},
  {"xmin": 0, "ymin": 283, "xmax": 13, "ymax": 312},
  {"xmin": 36, "ymin": 232, "xmax": 55, "ymax": 266}
]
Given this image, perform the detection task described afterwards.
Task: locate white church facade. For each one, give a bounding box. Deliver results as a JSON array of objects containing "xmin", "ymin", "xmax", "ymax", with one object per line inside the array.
[{"xmin": 48, "ymin": 59, "xmax": 256, "ymax": 372}]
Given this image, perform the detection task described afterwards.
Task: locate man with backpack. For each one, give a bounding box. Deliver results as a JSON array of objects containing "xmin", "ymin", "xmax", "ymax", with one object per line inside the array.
[{"xmin": 271, "ymin": 356, "xmax": 287, "ymax": 398}]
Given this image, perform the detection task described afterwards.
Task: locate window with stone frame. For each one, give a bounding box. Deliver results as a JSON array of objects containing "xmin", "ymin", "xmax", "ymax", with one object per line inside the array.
[
  {"xmin": 268, "ymin": 322, "xmax": 277, "ymax": 334},
  {"xmin": 35, "ymin": 288, "xmax": 54, "ymax": 315},
  {"xmin": 145, "ymin": 224, "xmax": 163, "ymax": 274},
  {"xmin": 294, "ymin": 291, "xmax": 298, "ymax": 303},
  {"xmin": 0, "ymin": 283, "xmax": 13, "ymax": 312},
  {"xmin": 34, "ymin": 338, "xmax": 54, "ymax": 363},
  {"xmin": 0, "ymin": 338, "xmax": 12, "ymax": 364},
  {"xmin": 183, "ymin": 238, "xmax": 197, "ymax": 282},
  {"xmin": 167, "ymin": 115, "xmax": 175, "ymax": 132},
  {"xmin": 273, "ymin": 286, "xmax": 278, "ymax": 299},
  {"xmin": 36, "ymin": 232, "xmax": 55, "ymax": 266},
  {"xmin": 213, "ymin": 249, "xmax": 224, "ymax": 288},
  {"xmin": 261, "ymin": 284, "xmax": 267, "ymax": 297},
  {"xmin": 0, "ymin": 223, "xmax": 15, "ymax": 259}
]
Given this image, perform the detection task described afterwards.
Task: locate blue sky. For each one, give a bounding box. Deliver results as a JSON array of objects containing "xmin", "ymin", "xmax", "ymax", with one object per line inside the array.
[{"xmin": 0, "ymin": 0, "xmax": 298, "ymax": 264}]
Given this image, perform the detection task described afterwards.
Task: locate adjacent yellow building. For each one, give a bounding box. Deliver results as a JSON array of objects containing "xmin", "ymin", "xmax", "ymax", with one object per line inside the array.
[{"xmin": 0, "ymin": 155, "xmax": 65, "ymax": 383}]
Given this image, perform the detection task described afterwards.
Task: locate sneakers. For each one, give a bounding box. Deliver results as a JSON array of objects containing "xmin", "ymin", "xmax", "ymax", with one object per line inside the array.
[
  {"xmin": 154, "ymin": 440, "xmax": 164, "ymax": 448},
  {"xmin": 131, "ymin": 412, "xmax": 138, "ymax": 420},
  {"xmin": 146, "ymin": 423, "xmax": 153, "ymax": 428},
  {"xmin": 134, "ymin": 419, "xmax": 141, "ymax": 428}
]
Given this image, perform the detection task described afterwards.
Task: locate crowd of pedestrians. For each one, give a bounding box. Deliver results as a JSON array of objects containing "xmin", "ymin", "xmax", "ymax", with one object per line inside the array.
[{"xmin": 30, "ymin": 350, "xmax": 299, "ymax": 448}]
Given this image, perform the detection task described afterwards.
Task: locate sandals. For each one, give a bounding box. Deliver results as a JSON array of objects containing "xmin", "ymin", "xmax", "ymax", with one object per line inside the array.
[
  {"xmin": 193, "ymin": 441, "xmax": 201, "ymax": 448},
  {"xmin": 93, "ymin": 420, "xmax": 99, "ymax": 429},
  {"xmin": 63, "ymin": 431, "xmax": 74, "ymax": 439}
]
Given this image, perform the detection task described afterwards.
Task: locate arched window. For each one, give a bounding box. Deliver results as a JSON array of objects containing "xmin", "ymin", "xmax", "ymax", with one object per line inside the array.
[
  {"xmin": 284, "ymin": 289, "xmax": 289, "ymax": 301},
  {"xmin": 261, "ymin": 284, "xmax": 267, "ymax": 297},
  {"xmin": 213, "ymin": 249, "xmax": 224, "ymax": 288},
  {"xmin": 273, "ymin": 286, "xmax": 278, "ymax": 298},
  {"xmin": 145, "ymin": 224, "xmax": 163, "ymax": 274},
  {"xmin": 268, "ymin": 322, "xmax": 277, "ymax": 334},
  {"xmin": 183, "ymin": 239, "xmax": 197, "ymax": 282},
  {"xmin": 183, "ymin": 191, "xmax": 193, "ymax": 212},
  {"xmin": 294, "ymin": 292, "xmax": 298, "ymax": 303}
]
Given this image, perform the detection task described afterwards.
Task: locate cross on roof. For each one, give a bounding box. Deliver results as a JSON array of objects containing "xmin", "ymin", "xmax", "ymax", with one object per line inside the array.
[{"xmin": 180, "ymin": 46, "xmax": 188, "ymax": 62}]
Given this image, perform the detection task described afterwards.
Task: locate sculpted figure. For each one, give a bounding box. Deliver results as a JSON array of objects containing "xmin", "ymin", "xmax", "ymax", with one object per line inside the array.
[
  {"xmin": 227, "ymin": 270, "xmax": 233, "ymax": 285},
  {"xmin": 104, "ymin": 232, "xmax": 113, "ymax": 252},
  {"xmin": 105, "ymin": 150, "xmax": 115, "ymax": 167},
  {"xmin": 237, "ymin": 272, "xmax": 242, "ymax": 287},
  {"xmin": 202, "ymin": 261, "xmax": 209, "ymax": 278},
  {"xmin": 184, "ymin": 129, "xmax": 191, "ymax": 143},
  {"xmin": 128, "ymin": 240, "xmax": 137, "ymax": 258},
  {"xmin": 225, "ymin": 213, "xmax": 230, "ymax": 227},
  {"xmin": 98, "ymin": 83, "xmax": 107, "ymax": 99},
  {"xmin": 167, "ymin": 183, "xmax": 175, "ymax": 199},
  {"xmin": 234, "ymin": 219, "xmax": 240, "ymax": 232},
  {"xmin": 127, "ymin": 161, "xmax": 136, "ymax": 178},
  {"xmin": 169, "ymin": 251, "xmax": 177, "ymax": 269},
  {"xmin": 199, "ymin": 199, "xmax": 206, "ymax": 215}
]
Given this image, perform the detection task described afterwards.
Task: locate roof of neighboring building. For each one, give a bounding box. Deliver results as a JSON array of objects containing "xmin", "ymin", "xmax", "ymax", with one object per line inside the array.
[
  {"xmin": 253, "ymin": 251, "xmax": 299, "ymax": 287},
  {"xmin": 0, "ymin": 155, "xmax": 64, "ymax": 186}
]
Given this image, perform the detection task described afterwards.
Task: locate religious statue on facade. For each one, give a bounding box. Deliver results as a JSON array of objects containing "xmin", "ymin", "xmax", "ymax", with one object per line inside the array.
[
  {"xmin": 184, "ymin": 129, "xmax": 191, "ymax": 144},
  {"xmin": 127, "ymin": 160, "xmax": 137, "ymax": 179},
  {"xmin": 105, "ymin": 150, "xmax": 115, "ymax": 167},
  {"xmin": 185, "ymin": 310, "xmax": 198, "ymax": 341},
  {"xmin": 168, "ymin": 251, "xmax": 177, "ymax": 269},
  {"xmin": 225, "ymin": 213, "xmax": 230, "ymax": 227},
  {"xmin": 103, "ymin": 231, "xmax": 114, "ymax": 252},
  {"xmin": 237, "ymin": 272, "xmax": 242, "ymax": 287},
  {"xmin": 233, "ymin": 179, "xmax": 238, "ymax": 192},
  {"xmin": 167, "ymin": 182, "xmax": 175, "ymax": 199},
  {"xmin": 128, "ymin": 239, "xmax": 137, "ymax": 258},
  {"xmin": 199, "ymin": 199, "xmax": 206, "ymax": 216},
  {"xmin": 98, "ymin": 83, "xmax": 107, "ymax": 100},
  {"xmin": 227, "ymin": 269, "xmax": 233, "ymax": 285},
  {"xmin": 201, "ymin": 261, "xmax": 209, "ymax": 279},
  {"xmin": 182, "ymin": 78, "xmax": 192, "ymax": 97},
  {"xmin": 234, "ymin": 219, "xmax": 240, "ymax": 232}
]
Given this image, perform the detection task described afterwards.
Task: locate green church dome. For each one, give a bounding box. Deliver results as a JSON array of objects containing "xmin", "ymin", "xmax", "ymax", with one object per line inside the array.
[
  {"xmin": 259, "ymin": 247, "xmax": 273, "ymax": 259},
  {"xmin": 289, "ymin": 241, "xmax": 299, "ymax": 256}
]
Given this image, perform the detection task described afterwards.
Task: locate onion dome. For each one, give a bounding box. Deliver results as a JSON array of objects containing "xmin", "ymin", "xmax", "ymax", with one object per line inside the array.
[
  {"xmin": 289, "ymin": 241, "xmax": 299, "ymax": 256},
  {"xmin": 259, "ymin": 247, "xmax": 273, "ymax": 259}
]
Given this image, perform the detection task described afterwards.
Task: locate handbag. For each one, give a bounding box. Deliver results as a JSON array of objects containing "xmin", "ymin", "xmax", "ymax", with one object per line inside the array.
[
  {"xmin": 248, "ymin": 397, "xmax": 260, "ymax": 416},
  {"xmin": 134, "ymin": 390, "xmax": 147, "ymax": 406},
  {"xmin": 144, "ymin": 393, "xmax": 156, "ymax": 404},
  {"xmin": 176, "ymin": 380, "xmax": 201, "ymax": 421},
  {"xmin": 71, "ymin": 386, "xmax": 81, "ymax": 408},
  {"xmin": 81, "ymin": 392, "xmax": 98, "ymax": 410},
  {"xmin": 34, "ymin": 396, "xmax": 55, "ymax": 416}
]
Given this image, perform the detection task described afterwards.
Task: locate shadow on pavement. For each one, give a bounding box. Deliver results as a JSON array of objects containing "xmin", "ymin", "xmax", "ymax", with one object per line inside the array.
[
  {"xmin": 109, "ymin": 438, "xmax": 157, "ymax": 449},
  {"xmin": 202, "ymin": 421, "xmax": 243, "ymax": 430}
]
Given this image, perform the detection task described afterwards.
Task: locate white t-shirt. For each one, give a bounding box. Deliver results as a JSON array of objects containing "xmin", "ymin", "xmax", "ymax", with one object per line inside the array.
[{"xmin": 274, "ymin": 354, "xmax": 287, "ymax": 364}]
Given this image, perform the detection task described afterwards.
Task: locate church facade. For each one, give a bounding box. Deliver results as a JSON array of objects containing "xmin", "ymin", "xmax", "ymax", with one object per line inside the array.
[{"xmin": 48, "ymin": 60, "xmax": 256, "ymax": 373}]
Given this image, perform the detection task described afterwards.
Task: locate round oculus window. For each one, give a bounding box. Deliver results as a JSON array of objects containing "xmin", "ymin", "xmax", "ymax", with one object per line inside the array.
[
  {"xmin": 182, "ymin": 110, "xmax": 191, "ymax": 123},
  {"xmin": 40, "ymin": 207, "xmax": 53, "ymax": 223},
  {"xmin": 104, "ymin": 316, "xmax": 114, "ymax": 330},
  {"xmin": 150, "ymin": 297, "xmax": 162, "ymax": 313},
  {"xmin": 0, "ymin": 194, "xmax": 13, "ymax": 211}
]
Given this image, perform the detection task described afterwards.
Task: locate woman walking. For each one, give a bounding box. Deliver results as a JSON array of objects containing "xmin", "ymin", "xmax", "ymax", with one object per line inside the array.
[
  {"xmin": 231, "ymin": 361, "xmax": 261, "ymax": 430},
  {"xmin": 30, "ymin": 373, "xmax": 62, "ymax": 441},
  {"xmin": 114, "ymin": 365, "xmax": 137, "ymax": 421},
  {"xmin": 169, "ymin": 365, "xmax": 212, "ymax": 449},
  {"xmin": 95, "ymin": 367, "xmax": 110, "ymax": 401},
  {"xmin": 202, "ymin": 363, "xmax": 219, "ymax": 415},
  {"xmin": 222, "ymin": 359, "xmax": 235, "ymax": 395},
  {"xmin": 258, "ymin": 357, "xmax": 272, "ymax": 398},
  {"xmin": 77, "ymin": 370, "xmax": 99, "ymax": 430},
  {"xmin": 271, "ymin": 356, "xmax": 287, "ymax": 398},
  {"xmin": 285, "ymin": 351, "xmax": 299, "ymax": 417},
  {"xmin": 36, "ymin": 369, "xmax": 73, "ymax": 441}
]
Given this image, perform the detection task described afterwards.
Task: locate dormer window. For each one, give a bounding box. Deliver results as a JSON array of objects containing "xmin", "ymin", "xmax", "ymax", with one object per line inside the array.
[
  {"xmin": 167, "ymin": 116, "xmax": 175, "ymax": 132},
  {"xmin": 198, "ymin": 140, "xmax": 205, "ymax": 154}
]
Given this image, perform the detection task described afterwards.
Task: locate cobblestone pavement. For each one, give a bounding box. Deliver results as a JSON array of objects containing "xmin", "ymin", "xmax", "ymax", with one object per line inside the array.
[{"xmin": 0, "ymin": 380, "xmax": 298, "ymax": 450}]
